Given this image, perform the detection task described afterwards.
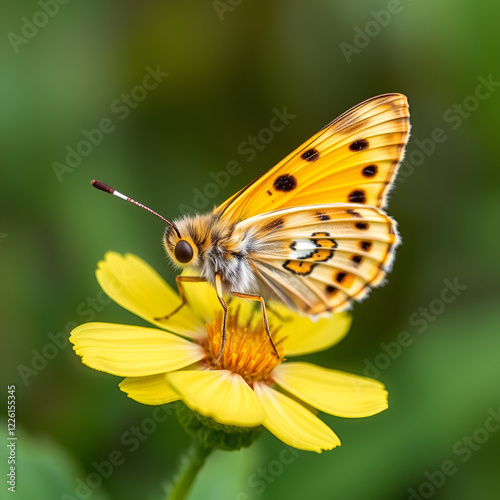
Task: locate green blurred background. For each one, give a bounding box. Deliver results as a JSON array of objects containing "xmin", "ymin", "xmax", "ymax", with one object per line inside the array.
[{"xmin": 2, "ymin": 1, "xmax": 500, "ymax": 499}]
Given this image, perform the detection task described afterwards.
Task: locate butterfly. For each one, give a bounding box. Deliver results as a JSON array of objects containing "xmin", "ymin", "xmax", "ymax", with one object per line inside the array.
[{"xmin": 92, "ymin": 93, "xmax": 410, "ymax": 364}]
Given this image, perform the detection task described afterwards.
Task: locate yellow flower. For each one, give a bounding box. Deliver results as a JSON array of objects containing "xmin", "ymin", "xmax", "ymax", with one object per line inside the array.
[{"xmin": 70, "ymin": 252, "xmax": 388, "ymax": 453}]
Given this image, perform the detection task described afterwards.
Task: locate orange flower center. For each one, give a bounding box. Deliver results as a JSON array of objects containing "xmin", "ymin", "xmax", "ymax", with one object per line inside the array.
[{"xmin": 204, "ymin": 307, "xmax": 285, "ymax": 383}]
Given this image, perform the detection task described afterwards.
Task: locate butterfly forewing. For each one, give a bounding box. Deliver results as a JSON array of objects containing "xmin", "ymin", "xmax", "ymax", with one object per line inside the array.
[{"xmin": 216, "ymin": 93, "xmax": 410, "ymax": 222}]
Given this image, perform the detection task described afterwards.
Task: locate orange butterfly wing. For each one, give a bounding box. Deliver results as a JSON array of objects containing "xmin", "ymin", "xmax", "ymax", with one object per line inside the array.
[{"xmin": 215, "ymin": 93, "xmax": 410, "ymax": 222}]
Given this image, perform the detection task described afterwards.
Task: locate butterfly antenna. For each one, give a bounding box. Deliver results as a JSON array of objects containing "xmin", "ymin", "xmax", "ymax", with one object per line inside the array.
[{"xmin": 91, "ymin": 180, "xmax": 181, "ymax": 238}]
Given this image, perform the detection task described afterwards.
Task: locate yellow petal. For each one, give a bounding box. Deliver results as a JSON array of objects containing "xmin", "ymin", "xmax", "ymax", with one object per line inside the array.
[
  {"xmin": 70, "ymin": 322, "xmax": 206, "ymax": 377},
  {"xmin": 270, "ymin": 304, "xmax": 351, "ymax": 356},
  {"xmin": 181, "ymin": 269, "xmax": 221, "ymax": 324},
  {"xmin": 96, "ymin": 252, "xmax": 205, "ymax": 339},
  {"xmin": 119, "ymin": 375, "xmax": 180, "ymax": 405},
  {"xmin": 166, "ymin": 370, "xmax": 264, "ymax": 427},
  {"xmin": 273, "ymin": 362, "xmax": 388, "ymax": 418},
  {"xmin": 253, "ymin": 382, "xmax": 340, "ymax": 453}
]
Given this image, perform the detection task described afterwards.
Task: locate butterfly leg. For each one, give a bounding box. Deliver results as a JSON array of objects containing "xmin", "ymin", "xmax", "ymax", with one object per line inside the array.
[
  {"xmin": 154, "ymin": 275, "xmax": 206, "ymax": 321},
  {"xmin": 212, "ymin": 273, "xmax": 228, "ymax": 367},
  {"xmin": 230, "ymin": 291, "xmax": 280, "ymax": 359}
]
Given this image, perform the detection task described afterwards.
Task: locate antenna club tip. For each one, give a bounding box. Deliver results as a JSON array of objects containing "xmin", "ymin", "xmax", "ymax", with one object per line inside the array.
[
  {"xmin": 91, "ymin": 180, "xmax": 114, "ymax": 194},
  {"xmin": 89, "ymin": 180, "xmax": 175, "ymax": 229}
]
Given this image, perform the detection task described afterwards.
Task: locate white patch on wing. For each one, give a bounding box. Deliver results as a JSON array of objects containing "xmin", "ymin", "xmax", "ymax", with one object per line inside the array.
[{"xmin": 290, "ymin": 239, "xmax": 315, "ymax": 260}]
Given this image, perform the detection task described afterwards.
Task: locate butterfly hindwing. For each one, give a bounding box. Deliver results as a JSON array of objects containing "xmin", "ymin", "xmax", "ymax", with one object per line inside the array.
[
  {"xmin": 238, "ymin": 204, "xmax": 399, "ymax": 315},
  {"xmin": 216, "ymin": 93, "xmax": 410, "ymax": 222}
]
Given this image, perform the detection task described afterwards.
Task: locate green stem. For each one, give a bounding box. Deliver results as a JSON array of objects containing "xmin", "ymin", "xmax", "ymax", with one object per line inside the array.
[{"xmin": 167, "ymin": 442, "xmax": 213, "ymax": 500}]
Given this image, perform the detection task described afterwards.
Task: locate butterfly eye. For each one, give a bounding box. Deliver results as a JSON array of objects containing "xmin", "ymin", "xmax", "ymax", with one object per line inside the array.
[{"xmin": 174, "ymin": 240, "xmax": 194, "ymax": 263}]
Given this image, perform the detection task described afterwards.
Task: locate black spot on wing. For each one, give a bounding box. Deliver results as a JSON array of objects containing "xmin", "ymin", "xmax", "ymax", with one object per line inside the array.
[
  {"xmin": 348, "ymin": 189, "xmax": 366, "ymax": 204},
  {"xmin": 273, "ymin": 174, "xmax": 297, "ymax": 192},
  {"xmin": 315, "ymin": 212, "xmax": 331, "ymax": 221},
  {"xmin": 349, "ymin": 139, "xmax": 369, "ymax": 151},
  {"xmin": 335, "ymin": 272, "xmax": 347, "ymax": 283},
  {"xmin": 360, "ymin": 241, "xmax": 372, "ymax": 251},
  {"xmin": 362, "ymin": 165, "xmax": 378, "ymax": 177},
  {"xmin": 351, "ymin": 255, "xmax": 363, "ymax": 266},
  {"xmin": 347, "ymin": 209, "xmax": 362, "ymax": 218},
  {"xmin": 301, "ymin": 148, "xmax": 320, "ymax": 162}
]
